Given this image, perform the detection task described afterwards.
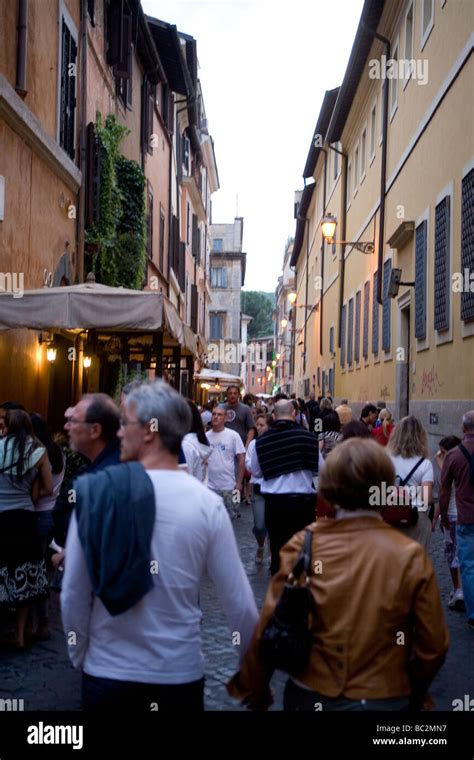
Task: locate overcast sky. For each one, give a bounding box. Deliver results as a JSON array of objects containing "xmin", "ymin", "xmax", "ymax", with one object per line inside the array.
[{"xmin": 142, "ymin": 0, "xmax": 364, "ymax": 291}]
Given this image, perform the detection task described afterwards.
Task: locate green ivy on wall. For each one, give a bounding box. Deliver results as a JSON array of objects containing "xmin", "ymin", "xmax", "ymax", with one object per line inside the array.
[{"xmin": 85, "ymin": 114, "xmax": 146, "ymax": 289}]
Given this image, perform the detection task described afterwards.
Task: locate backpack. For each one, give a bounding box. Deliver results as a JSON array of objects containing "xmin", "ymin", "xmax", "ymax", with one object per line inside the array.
[
  {"xmin": 381, "ymin": 457, "xmax": 425, "ymax": 527},
  {"xmin": 458, "ymin": 444, "xmax": 474, "ymax": 484}
]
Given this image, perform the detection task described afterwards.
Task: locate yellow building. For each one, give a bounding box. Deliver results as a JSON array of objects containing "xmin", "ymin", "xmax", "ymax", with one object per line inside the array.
[{"xmin": 291, "ymin": 0, "xmax": 473, "ymax": 444}]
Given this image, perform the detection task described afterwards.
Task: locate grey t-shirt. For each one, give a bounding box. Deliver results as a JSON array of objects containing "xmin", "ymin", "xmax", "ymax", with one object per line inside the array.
[
  {"xmin": 223, "ymin": 402, "xmax": 256, "ymax": 444},
  {"xmin": 0, "ymin": 437, "xmax": 44, "ymax": 512}
]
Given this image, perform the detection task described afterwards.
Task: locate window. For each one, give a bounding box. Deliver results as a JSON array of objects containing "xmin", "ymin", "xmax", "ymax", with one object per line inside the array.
[
  {"xmin": 333, "ymin": 146, "xmax": 339, "ymax": 180},
  {"xmin": 182, "ymin": 135, "xmax": 190, "ymax": 174},
  {"xmin": 382, "ymin": 259, "xmax": 392, "ymax": 352},
  {"xmin": 360, "ymin": 129, "xmax": 366, "ymax": 181},
  {"xmin": 372, "ymin": 271, "xmax": 379, "ymax": 354},
  {"xmin": 421, "ymin": 0, "xmax": 434, "ymax": 49},
  {"xmin": 146, "ymin": 185, "xmax": 153, "ymax": 257},
  {"xmin": 434, "ymin": 196, "xmax": 450, "ymax": 331},
  {"xmin": 211, "ymin": 267, "xmax": 228, "ymax": 288},
  {"xmin": 159, "ymin": 206, "xmax": 165, "ymax": 272},
  {"xmin": 58, "ymin": 15, "xmax": 77, "ymax": 159},
  {"xmin": 354, "ymin": 290, "xmax": 361, "ymax": 363},
  {"xmin": 404, "ymin": 3, "xmax": 414, "ymax": 86},
  {"xmin": 106, "ymin": 1, "xmax": 132, "ymax": 104},
  {"xmin": 212, "ymin": 238, "xmax": 223, "ymax": 252},
  {"xmin": 191, "ymin": 284, "xmax": 198, "ymax": 332},
  {"xmin": 347, "ymin": 161, "xmax": 352, "ymax": 207},
  {"xmin": 354, "ymin": 147, "xmax": 360, "ymax": 190},
  {"xmin": 415, "ymin": 220, "xmax": 428, "ymax": 339},
  {"xmin": 304, "ymin": 378, "xmax": 310, "ymax": 397},
  {"xmin": 363, "ymin": 280, "xmax": 370, "ymax": 359},
  {"xmin": 141, "ymin": 80, "xmax": 155, "ymax": 154},
  {"xmin": 341, "ymin": 304, "xmax": 347, "ymax": 367},
  {"xmin": 347, "ymin": 297, "xmax": 354, "ymax": 366},
  {"xmin": 210, "ymin": 313, "xmax": 224, "ymax": 340},
  {"xmin": 390, "ymin": 42, "xmax": 398, "ymax": 120},
  {"xmin": 186, "ymin": 203, "xmax": 190, "ymax": 245},
  {"xmin": 192, "ymin": 214, "xmax": 199, "ymax": 263},
  {"xmin": 461, "ymin": 169, "xmax": 474, "ymax": 323},
  {"xmin": 328, "ymin": 368, "xmax": 334, "ymax": 398},
  {"xmin": 370, "ymin": 104, "xmax": 376, "ymax": 162},
  {"xmin": 329, "ymin": 325, "xmax": 334, "ymax": 355}
]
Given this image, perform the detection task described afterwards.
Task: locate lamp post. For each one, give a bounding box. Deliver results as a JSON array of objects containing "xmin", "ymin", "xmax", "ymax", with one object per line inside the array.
[{"xmin": 321, "ymin": 214, "xmax": 375, "ymax": 254}]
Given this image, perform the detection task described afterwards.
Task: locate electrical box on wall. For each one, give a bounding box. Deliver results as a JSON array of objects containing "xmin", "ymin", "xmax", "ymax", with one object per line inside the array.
[{"xmin": 0, "ymin": 176, "xmax": 5, "ymax": 221}]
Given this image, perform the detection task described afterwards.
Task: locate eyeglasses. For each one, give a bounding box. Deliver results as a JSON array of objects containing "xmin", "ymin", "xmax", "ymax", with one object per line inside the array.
[{"xmin": 120, "ymin": 418, "xmax": 143, "ymax": 427}]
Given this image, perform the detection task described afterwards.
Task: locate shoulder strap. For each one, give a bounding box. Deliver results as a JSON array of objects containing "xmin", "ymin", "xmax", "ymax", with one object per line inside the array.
[
  {"xmin": 459, "ymin": 444, "xmax": 474, "ymax": 482},
  {"xmin": 400, "ymin": 457, "xmax": 425, "ymax": 487},
  {"xmin": 292, "ymin": 528, "xmax": 313, "ymax": 580}
]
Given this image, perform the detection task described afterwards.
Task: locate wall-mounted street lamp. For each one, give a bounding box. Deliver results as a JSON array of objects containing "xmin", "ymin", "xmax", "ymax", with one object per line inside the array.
[
  {"xmin": 287, "ymin": 292, "xmax": 297, "ymax": 304},
  {"xmin": 280, "ymin": 318, "xmax": 288, "ymax": 328},
  {"xmin": 39, "ymin": 333, "xmax": 57, "ymax": 363},
  {"xmin": 321, "ymin": 214, "xmax": 375, "ymax": 254},
  {"xmin": 83, "ymin": 356, "xmax": 92, "ymax": 369}
]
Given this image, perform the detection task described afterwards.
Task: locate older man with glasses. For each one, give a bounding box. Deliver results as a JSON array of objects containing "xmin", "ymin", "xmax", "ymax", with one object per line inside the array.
[
  {"xmin": 52, "ymin": 394, "xmax": 121, "ymax": 556},
  {"xmin": 61, "ymin": 380, "xmax": 258, "ymax": 711}
]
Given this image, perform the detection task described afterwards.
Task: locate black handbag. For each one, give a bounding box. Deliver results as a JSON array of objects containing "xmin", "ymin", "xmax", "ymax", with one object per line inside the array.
[{"xmin": 260, "ymin": 529, "xmax": 314, "ymax": 676}]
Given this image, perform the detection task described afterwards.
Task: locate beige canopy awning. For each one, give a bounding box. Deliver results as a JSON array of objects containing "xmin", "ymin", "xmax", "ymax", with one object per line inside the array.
[
  {"xmin": 194, "ymin": 368, "xmax": 243, "ymax": 385},
  {"xmin": 0, "ymin": 282, "xmax": 198, "ymax": 355}
]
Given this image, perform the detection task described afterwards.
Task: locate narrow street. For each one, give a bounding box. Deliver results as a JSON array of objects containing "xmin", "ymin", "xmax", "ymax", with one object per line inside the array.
[{"xmin": 1, "ymin": 501, "xmax": 472, "ymax": 712}]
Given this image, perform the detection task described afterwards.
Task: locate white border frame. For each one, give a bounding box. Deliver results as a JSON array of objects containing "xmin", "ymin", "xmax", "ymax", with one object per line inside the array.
[
  {"xmin": 420, "ymin": 0, "xmax": 435, "ymax": 52},
  {"xmin": 354, "ymin": 286, "xmax": 362, "ymax": 369},
  {"xmin": 56, "ymin": 0, "xmax": 78, "ymax": 151},
  {"xmin": 347, "ymin": 291, "xmax": 355, "ymax": 372},
  {"xmin": 360, "ymin": 123, "xmax": 368, "ymax": 184},
  {"xmin": 353, "ymin": 142, "xmax": 360, "ymax": 197},
  {"xmin": 369, "ymin": 99, "xmax": 377, "ymax": 165},
  {"xmin": 403, "ymin": 0, "xmax": 415, "ymax": 91},
  {"xmin": 389, "ymin": 36, "xmax": 399, "ymax": 123},
  {"xmin": 415, "ymin": 207, "xmax": 430, "ymax": 353},
  {"xmin": 434, "ymin": 180, "xmax": 454, "ymax": 346}
]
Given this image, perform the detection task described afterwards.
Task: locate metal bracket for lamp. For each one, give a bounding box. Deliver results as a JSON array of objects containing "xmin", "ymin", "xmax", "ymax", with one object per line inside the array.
[{"xmin": 330, "ymin": 240, "xmax": 375, "ymax": 254}]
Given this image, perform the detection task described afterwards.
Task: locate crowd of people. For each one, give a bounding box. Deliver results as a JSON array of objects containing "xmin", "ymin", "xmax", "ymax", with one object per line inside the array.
[{"xmin": 0, "ymin": 384, "xmax": 472, "ymax": 712}]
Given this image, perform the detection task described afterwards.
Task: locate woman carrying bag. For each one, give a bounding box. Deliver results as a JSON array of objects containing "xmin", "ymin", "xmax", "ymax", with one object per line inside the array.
[{"xmin": 227, "ymin": 439, "xmax": 448, "ymax": 711}]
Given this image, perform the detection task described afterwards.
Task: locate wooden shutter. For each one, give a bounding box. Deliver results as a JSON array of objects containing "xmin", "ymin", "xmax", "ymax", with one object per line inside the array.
[
  {"xmin": 178, "ymin": 242, "xmax": 185, "ymax": 293},
  {"xmin": 191, "ymin": 284, "xmax": 198, "ymax": 332},
  {"xmin": 85, "ymin": 122, "xmax": 100, "ymax": 227},
  {"xmin": 107, "ymin": 0, "xmax": 124, "ymax": 67}
]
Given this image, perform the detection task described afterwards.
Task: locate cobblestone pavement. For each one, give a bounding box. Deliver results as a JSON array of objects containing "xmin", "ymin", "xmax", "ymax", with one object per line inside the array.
[{"xmin": 0, "ymin": 502, "xmax": 473, "ymax": 711}]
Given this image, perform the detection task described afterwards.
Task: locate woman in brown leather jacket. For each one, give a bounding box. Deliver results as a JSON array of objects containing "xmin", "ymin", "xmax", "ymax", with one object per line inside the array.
[{"xmin": 228, "ymin": 439, "xmax": 449, "ymax": 711}]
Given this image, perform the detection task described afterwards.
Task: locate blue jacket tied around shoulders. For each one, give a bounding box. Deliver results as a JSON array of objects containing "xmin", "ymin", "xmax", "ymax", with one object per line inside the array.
[{"xmin": 74, "ymin": 462, "xmax": 156, "ymax": 617}]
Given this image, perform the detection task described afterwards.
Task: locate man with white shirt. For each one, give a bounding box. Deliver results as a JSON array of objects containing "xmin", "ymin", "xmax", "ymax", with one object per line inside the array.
[
  {"xmin": 207, "ymin": 406, "xmax": 246, "ymax": 520},
  {"xmin": 61, "ymin": 380, "xmax": 258, "ymax": 711},
  {"xmin": 251, "ymin": 399, "xmax": 319, "ymax": 574}
]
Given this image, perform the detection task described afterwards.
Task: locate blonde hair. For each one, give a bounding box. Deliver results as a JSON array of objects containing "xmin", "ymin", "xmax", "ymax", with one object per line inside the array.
[
  {"xmin": 387, "ymin": 415, "xmax": 429, "ymax": 458},
  {"xmin": 379, "ymin": 408, "xmax": 393, "ymax": 439},
  {"xmin": 319, "ymin": 439, "xmax": 395, "ymax": 510}
]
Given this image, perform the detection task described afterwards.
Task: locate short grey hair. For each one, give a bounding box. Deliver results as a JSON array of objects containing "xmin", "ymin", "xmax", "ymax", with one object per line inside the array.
[
  {"xmin": 340, "ymin": 399, "xmax": 348, "ymax": 406},
  {"xmin": 274, "ymin": 399, "xmax": 294, "ymax": 418},
  {"xmin": 125, "ymin": 380, "xmax": 192, "ymax": 455},
  {"xmin": 462, "ymin": 411, "xmax": 474, "ymax": 432}
]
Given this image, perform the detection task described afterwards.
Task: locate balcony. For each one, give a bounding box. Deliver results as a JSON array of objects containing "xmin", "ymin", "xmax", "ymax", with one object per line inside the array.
[{"xmin": 183, "ymin": 160, "xmax": 207, "ymax": 223}]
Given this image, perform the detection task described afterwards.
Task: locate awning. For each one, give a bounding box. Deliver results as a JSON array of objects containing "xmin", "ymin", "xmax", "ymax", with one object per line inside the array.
[
  {"xmin": 0, "ymin": 282, "xmax": 197, "ymax": 355},
  {"xmin": 194, "ymin": 368, "xmax": 243, "ymax": 385}
]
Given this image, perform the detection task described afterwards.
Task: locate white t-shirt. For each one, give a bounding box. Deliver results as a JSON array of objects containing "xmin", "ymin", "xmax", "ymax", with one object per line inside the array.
[
  {"xmin": 206, "ymin": 428, "xmax": 246, "ymax": 492},
  {"xmin": 390, "ymin": 455, "xmax": 434, "ymax": 511},
  {"xmin": 61, "ymin": 469, "xmax": 258, "ymax": 684},
  {"xmin": 245, "ymin": 439, "xmax": 262, "ymax": 485}
]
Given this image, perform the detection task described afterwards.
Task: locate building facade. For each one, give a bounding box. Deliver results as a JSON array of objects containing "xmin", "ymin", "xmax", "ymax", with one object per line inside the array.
[
  {"xmin": 0, "ymin": 1, "xmax": 218, "ymax": 421},
  {"xmin": 208, "ymin": 217, "xmax": 247, "ymax": 377},
  {"xmin": 288, "ymin": 0, "xmax": 473, "ymax": 447}
]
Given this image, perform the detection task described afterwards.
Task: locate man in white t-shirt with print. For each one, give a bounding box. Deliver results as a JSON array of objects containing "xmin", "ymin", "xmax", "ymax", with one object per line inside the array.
[{"xmin": 207, "ymin": 406, "xmax": 245, "ymax": 520}]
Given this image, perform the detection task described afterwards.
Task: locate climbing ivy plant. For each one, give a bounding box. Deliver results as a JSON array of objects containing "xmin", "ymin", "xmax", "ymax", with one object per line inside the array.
[{"xmin": 85, "ymin": 113, "xmax": 146, "ymax": 289}]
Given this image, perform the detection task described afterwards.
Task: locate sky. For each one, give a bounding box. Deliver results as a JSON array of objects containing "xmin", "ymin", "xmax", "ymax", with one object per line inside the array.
[{"xmin": 142, "ymin": 0, "xmax": 365, "ymax": 290}]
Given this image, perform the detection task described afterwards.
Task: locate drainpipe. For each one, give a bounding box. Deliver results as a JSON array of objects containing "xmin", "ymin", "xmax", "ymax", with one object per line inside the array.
[
  {"xmin": 361, "ymin": 23, "xmax": 390, "ymax": 304},
  {"xmin": 15, "ymin": 0, "xmax": 28, "ymax": 97},
  {"xmin": 330, "ymin": 146, "xmax": 348, "ymax": 347},
  {"xmin": 303, "ymin": 217, "xmax": 309, "ymax": 376},
  {"xmin": 76, "ymin": 0, "xmax": 88, "ymax": 283},
  {"xmin": 319, "ymin": 147, "xmax": 328, "ymax": 355}
]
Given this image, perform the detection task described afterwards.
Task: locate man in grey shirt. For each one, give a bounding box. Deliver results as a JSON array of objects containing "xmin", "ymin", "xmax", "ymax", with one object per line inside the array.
[{"xmin": 223, "ymin": 385, "xmax": 256, "ymax": 448}]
